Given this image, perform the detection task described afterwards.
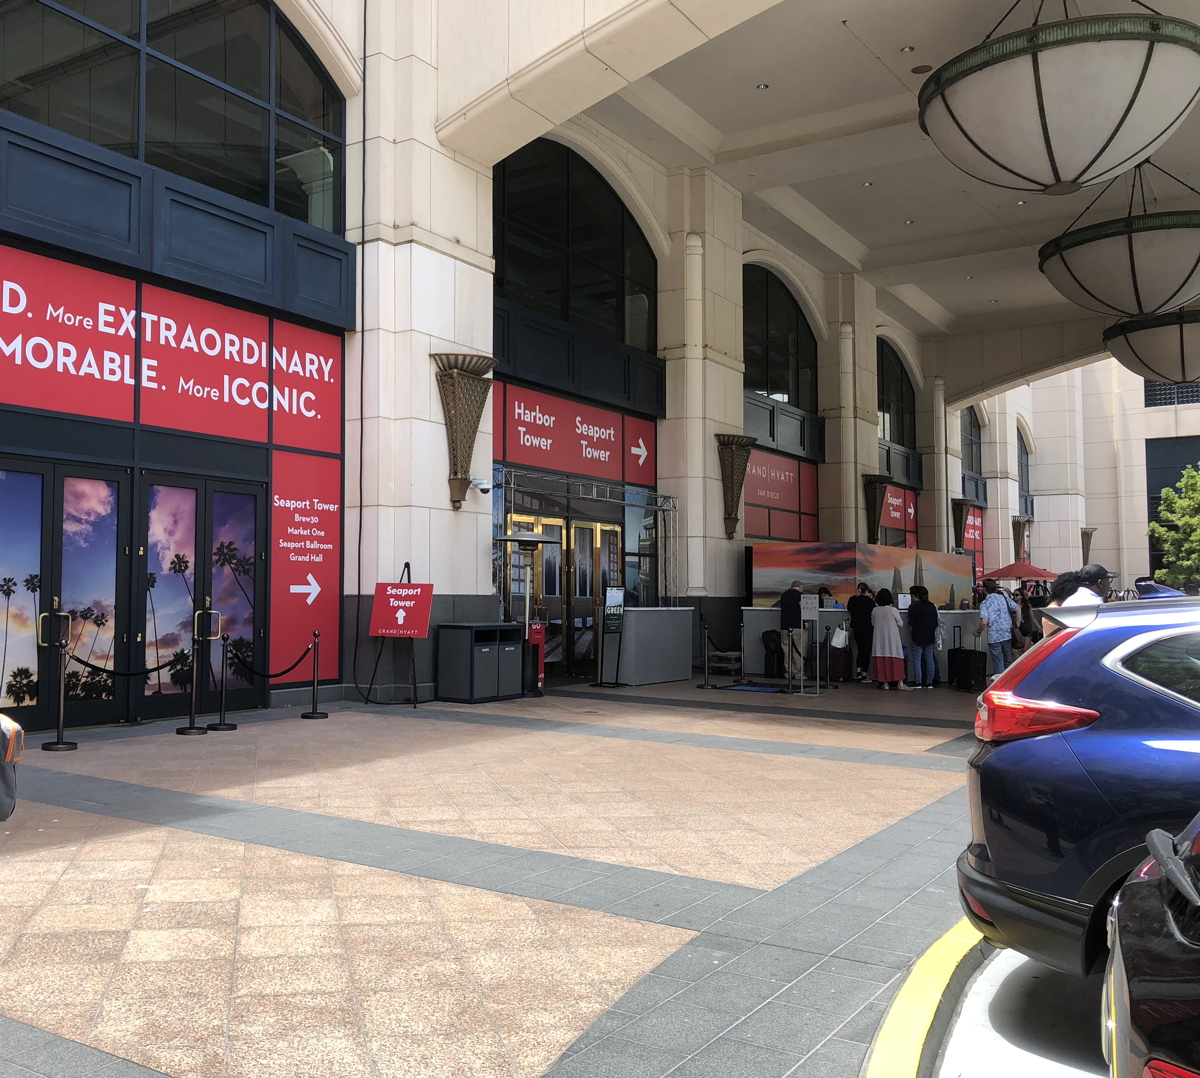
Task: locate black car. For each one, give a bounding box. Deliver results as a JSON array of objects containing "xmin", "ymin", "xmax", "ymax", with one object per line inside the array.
[
  {"xmin": 1106, "ymin": 814, "xmax": 1200, "ymax": 1078},
  {"xmin": 958, "ymin": 599, "xmax": 1200, "ymax": 977}
]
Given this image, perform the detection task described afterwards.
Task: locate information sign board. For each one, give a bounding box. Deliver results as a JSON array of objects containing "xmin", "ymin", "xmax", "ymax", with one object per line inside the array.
[{"xmin": 369, "ymin": 583, "xmax": 435, "ymax": 638}]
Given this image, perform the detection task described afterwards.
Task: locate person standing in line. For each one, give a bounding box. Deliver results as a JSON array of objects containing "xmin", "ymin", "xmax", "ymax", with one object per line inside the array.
[
  {"xmin": 871, "ymin": 589, "xmax": 912, "ymax": 690},
  {"xmin": 907, "ymin": 585, "xmax": 938, "ymax": 689},
  {"xmin": 975, "ymin": 577, "xmax": 1020, "ymax": 676},
  {"xmin": 846, "ymin": 583, "xmax": 876, "ymax": 683},
  {"xmin": 777, "ymin": 580, "xmax": 805, "ymax": 679}
]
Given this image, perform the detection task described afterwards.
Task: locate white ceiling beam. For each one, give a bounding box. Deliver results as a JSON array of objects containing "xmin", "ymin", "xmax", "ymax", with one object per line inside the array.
[
  {"xmin": 756, "ymin": 186, "xmax": 869, "ymax": 271},
  {"xmin": 617, "ymin": 77, "xmax": 722, "ymax": 163},
  {"xmin": 717, "ymin": 93, "xmax": 918, "ymax": 164},
  {"xmin": 885, "ymin": 284, "xmax": 955, "ymax": 334}
]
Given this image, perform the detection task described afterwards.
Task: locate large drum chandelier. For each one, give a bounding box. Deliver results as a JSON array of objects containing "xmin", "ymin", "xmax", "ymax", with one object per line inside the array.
[
  {"xmin": 1104, "ymin": 308, "xmax": 1200, "ymax": 384},
  {"xmin": 919, "ymin": 10, "xmax": 1200, "ymax": 196},
  {"xmin": 1040, "ymin": 164, "xmax": 1200, "ymax": 316}
]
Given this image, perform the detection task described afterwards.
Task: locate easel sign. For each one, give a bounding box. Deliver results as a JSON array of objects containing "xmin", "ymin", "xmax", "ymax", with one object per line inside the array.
[
  {"xmin": 369, "ymin": 582, "xmax": 434, "ymax": 638},
  {"xmin": 367, "ymin": 568, "xmax": 433, "ymax": 707},
  {"xmin": 595, "ymin": 587, "xmax": 625, "ymax": 687}
]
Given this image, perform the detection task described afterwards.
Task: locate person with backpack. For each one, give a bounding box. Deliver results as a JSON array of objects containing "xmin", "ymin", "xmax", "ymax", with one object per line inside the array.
[
  {"xmin": 907, "ymin": 585, "xmax": 939, "ymax": 688},
  {"xmin": 974, "ymin": 577, "xmax": 1020, "ymax": 676},
  {"xmin": 0, "ymin": 713, "xmax": 24, "ymax": 822},
  {"xmin": 846, "ymin": 582, "xmax": 876, "ymax": 683}
]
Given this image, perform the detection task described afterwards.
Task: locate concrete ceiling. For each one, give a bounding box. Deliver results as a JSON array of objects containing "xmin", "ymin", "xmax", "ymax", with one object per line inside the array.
[{"xmin": 583, "ymin": 0, "xmax": 1200, "ymax": 337}]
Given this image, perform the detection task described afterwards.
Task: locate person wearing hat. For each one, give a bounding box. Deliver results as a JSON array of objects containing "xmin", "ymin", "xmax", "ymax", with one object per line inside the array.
[{"xmin": 1062, "ymin": 563, "xmax": 1114, "ymax": 606}]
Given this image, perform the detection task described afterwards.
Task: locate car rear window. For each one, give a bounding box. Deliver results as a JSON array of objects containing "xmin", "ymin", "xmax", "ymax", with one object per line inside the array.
[{"xmin": 1124, "ymin": 632, "xmax": 1200, "ymax": 705}]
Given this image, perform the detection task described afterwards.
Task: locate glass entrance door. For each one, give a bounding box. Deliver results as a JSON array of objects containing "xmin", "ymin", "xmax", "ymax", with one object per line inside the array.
[
  {"xmin": 137, "ymin": 475, "xmax": 267, "ymax": 720},
  {"xmin": 503, "ymin": 512, "xmax": 621, "ymax": 679}
]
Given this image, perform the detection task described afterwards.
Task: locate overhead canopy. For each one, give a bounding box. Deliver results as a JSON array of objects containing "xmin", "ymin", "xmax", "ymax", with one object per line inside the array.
[{"xmin": 984, "ymin": 561, "xmax": 1057, "ymax": 581}]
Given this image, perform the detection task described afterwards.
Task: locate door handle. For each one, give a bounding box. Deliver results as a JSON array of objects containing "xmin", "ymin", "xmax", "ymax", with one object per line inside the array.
[
  {"xmin": 38, "ymin": 612, "xmax": 70, "ymax": 647},
  {"xmin": 193, "ymin": 610, "xmax": 223, "ymax": 642}
]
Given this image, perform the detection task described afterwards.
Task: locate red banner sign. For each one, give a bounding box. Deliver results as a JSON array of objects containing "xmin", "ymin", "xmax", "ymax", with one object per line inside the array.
[
  {"xmin": 139, "ymin": 285, "xmax": 270, "ymax": 441},
  {"xmin": 495, "ymin": 383, "xmax": 657, "ymax": 484},
  {"xmin": 746, "ymin": 449, "xmax": 800, "ymax": 512},
  {"xmin": 965, "ymin": 507, "xmax": 983, "ymax": 547},
  {"xmin": 269, "ymin": 450, "xmax": 341, "ymax": 680},
  {"xmin": 369, "ymin": 582, "xmax": 434, "ymax": 638},
  {"xmin": 880, "ymin": 485, "xmax": 906, "ymax": 528},
  {"xmin": 0, "ymin": 245, "xmax": 137, "ymax": 422},
  {"xmin": 272, "ymin": 321, "xmax": 343, "ymax": 455}
]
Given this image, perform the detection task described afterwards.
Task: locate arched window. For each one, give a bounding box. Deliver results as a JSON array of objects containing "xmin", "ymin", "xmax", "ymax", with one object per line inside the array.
[
  {"xmin": 742, "ymin": 265, "xmax": 817, "ymax": 412},
  {"xmin": 1018, "ymin": 431, "xmax": 1034, "ymax": 517},
  {"xmin": 877, "ymin": 339, "xmax": 916, "ymax": 449},
  {"xmin": 493, "ymin": 139, "xmax": 657, "ymax": 353},
  {"xmin": 0, "ymin": 0, "xmax": 345, "ymax": 232},
  {"xmin": 961, "ymin": 407, "xmax": 982, "ymax": 476}
]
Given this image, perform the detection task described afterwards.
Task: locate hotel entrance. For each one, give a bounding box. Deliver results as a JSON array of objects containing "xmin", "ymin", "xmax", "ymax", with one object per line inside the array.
[{"xmin": 504, "ymin": 513, "xmax": 623, "ymax": 678}]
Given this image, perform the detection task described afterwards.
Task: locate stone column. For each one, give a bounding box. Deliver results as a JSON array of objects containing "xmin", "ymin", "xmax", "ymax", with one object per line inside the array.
[{"xmin": 344, "ymin": 0, "xmax": 496, "ymax": 700}]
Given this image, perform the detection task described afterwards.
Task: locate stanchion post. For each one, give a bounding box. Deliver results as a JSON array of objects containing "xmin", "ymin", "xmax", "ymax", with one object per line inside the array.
[
  {"xmin": 208, "ymin": 634, "xmax": 238, "ymax": 731},
  {"xmin": 42, "ymin": 639, "xmax": 77, "ymax": 752},
  {"xmin": 177, "ymin": 627, "xmax": 206, "ymax": 735},
  {"xmin": 696, "ymin": 616, "xmax": 718, "ymax": 689},
  {"xmin": 301, "ymin": 630, "xmax": 327, "ymax": 719}
]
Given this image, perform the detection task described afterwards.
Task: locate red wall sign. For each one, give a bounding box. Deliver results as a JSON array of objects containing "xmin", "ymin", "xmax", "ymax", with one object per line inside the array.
[
  {"xmin": 880, "ymin": 485, "xmax": 906, "ymax": 528},
  {"xmin": 746, "ymin": 449, "xmax": 800, "ymax": 512},
  {"xmin": 0, "ymin": 244, "xmax": 137, "ymax": 422},
  {"xmin": 272, "ymin": 321, "xmax": 343, "ymax": 455},
  {"xmin": 269, "ymin": 450, "xmax": 341, "ymax": 680},
  {"xmin": 139, "ymin": 285, "xmax": 270, "ymax": 441},
  {"xmin": 369, "ymin": 582, "xmax": 434, "ymax": 638},
  {"xmin": 493, "ymin": 383, "xmax": 657, "ymax": 485}
]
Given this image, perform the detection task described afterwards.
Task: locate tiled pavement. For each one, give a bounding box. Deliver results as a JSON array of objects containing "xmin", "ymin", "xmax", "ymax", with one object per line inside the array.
[{"xmin": 4, "ymin": 687, "xmax": 975, "ymax": 1077}]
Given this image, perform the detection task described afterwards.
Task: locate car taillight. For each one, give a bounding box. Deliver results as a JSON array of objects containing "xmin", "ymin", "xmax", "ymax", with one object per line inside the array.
[
  {"xmin": 962, "ymin": 889, "xmax": 993, "ymax": 923},
  {"xmin": 1145, "ymin": 1062, "xmax": 1200, "ymax": 1078},
  {"xmin": 974, "ymin": 627, "xmax": 1101, "ymax": 742},
  {"xmin": 1134, "ymin": 857, "xmax": 1161, "ymax": 881}
]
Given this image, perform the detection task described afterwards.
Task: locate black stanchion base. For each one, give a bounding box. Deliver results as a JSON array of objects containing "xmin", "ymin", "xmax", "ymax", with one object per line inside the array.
[
  {"xmin": 176, "ymin": 726, "xmax": 207, "ymax": 735},
  {"xmin": 696, "ymin": 683, "xmax": 721, "ymax": 689},
  {"xmin": 206, "ymin": 722, "xmax": 238, "ymax": 731},
  {"xmin": 41, "ymin": 741, "xmax": 77, "ymax": 751},
  {"xmin": 300, "ymin": 711, "xmax": 328, "ymax": 720}
]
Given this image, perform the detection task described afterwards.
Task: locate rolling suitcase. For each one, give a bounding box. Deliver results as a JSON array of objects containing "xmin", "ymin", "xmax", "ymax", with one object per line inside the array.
[
  {"xmin": 947, "ymin": 625, "xmax": 969, "ymax": 689},
  {"xmin": 828, "ymin": 621, "xmax": 853, "ymax": 682},
  {"xmin": 761, "ymin": 630, "xmax": 784, "ymax": 678},
  {"xmin": 952, "ymin": 627, "xmax": 988, "ymax": 693}
]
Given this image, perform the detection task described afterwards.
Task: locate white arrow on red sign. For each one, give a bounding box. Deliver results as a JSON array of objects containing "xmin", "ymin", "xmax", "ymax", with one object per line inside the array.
[
  {"xmin": 290, "ymin": 573, "xmax": 321, "ymax": 605},
  {"xmin": 630, "ymin": 438, "xmax": 648, "ymax": 466}
]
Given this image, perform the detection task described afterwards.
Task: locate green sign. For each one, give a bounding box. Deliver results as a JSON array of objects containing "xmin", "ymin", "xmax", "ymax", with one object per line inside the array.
[{"xmin": 603, "ymin": 587, "xmax": 625, "ymax": 633}]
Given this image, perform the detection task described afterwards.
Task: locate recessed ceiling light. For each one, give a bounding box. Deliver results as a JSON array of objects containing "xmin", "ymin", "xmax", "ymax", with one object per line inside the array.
[
  {"xmin": 911, "ymin": 64, "xmax": 932, "ymax": 74},
  {"xmin": 1017, "ymin": 200, "xmax": 1027, "ymax": 205},
  {"xmin": 901, "ymin": 46, "xmax": 915, "ymax": 53},
  {"xmin": 756, "ymin": 83, "xmax": 770, "ymax": 90},
  {"xmin": 863, "ymin": 181, "xmax": 873, "ymax": 187},
  {"xmin": 905, "ymin": 219, "xmax": 914, "ymax": 225},
  {"xmin": 990, "ymin": 299, "xmax": 998, "ymax": 304},
  {"xmin": 965, "ymin": 275, "xmax": 973, "ymax": 280}
]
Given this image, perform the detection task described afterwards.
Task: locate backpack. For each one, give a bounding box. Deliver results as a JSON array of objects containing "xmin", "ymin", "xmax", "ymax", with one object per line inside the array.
[{"xmin": 0, "ymin": 714, "xmax": 24, "ymax": 822}]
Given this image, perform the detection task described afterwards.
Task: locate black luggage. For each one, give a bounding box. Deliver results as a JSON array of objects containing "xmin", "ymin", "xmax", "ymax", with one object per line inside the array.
[
  {"xmin": 761, "ymin": 630, "xmax": 783, "ymax": 678},
  {"xmin": 828, "ymin": 621, "xmax": 853, "ymax": 682},
  {"xmin": 950, "ymin": 626, "xmax": 988, "ymax": 693}
]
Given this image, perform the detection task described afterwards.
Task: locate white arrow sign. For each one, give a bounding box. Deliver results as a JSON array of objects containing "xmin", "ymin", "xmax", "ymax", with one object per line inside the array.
[
  {"xmin": 290, "ymin": 573, "xmax": 321, "ymax": 605},
  {"xmin": 907, "ymin": 502, "xmax": 915, "ymax": 518},
  {"xmin": 395, "ymin": 608, "xmax": 406, "ymax": 625},
  {"xmin": 630, "ymin": 438, "xmax": 648, "ymax": 466}
]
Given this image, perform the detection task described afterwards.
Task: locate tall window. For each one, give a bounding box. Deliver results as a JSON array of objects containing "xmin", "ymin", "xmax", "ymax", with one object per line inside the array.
[
  {"xmin": 877, "ymin": 339, "xmax": 916, "ymax": 449},
  {"xmin": 0, "ymin": 0, "xmax": 344, "ymax": 232},
  {"xmin": 961, "ymin": 407, "xmax": 982, "ymax": 476},
  {"xmin": 493, "ymin": 139, "xmax": 657, "ymax": 353},
  {"xmin": 742, "ymin": 265, "xmax": 817, "ymax": 412},
  {"xmin": 1018, "ymin": 431, "xmax": 1034, "ymax": 517}
]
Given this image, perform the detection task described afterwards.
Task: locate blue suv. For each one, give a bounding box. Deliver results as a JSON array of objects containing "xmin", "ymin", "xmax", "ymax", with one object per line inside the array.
[{"xmin": 958, "ymin": 597, "xmax": 1200, "ymax": 976}]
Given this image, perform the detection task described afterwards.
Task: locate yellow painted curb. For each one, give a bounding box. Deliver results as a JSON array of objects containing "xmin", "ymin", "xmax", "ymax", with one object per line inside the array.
[{"xmin": 864, "ymin": 918, "xmax": 984, "ymax": 1078}]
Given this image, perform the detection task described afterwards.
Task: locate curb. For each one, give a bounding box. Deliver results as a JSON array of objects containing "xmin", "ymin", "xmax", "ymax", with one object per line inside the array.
[{"xmin": 863, "ymin": 918, "xmax": 994, "ymax": 1078}]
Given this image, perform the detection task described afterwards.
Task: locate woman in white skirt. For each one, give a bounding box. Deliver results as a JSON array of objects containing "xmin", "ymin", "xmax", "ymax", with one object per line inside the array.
[{"xmin": 870, "ymin": 589, "xmax": 911, "ymax": 690}]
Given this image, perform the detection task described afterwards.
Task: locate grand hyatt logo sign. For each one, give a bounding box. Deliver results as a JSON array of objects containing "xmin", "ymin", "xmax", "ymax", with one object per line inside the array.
[{"xmin": 0, "ymin": 244, "xmax": 343, "ymax": 453}]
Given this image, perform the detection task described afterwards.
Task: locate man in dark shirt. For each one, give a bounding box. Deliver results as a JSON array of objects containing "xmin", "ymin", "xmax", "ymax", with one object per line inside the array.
[
  {"xmin": 845, "ymin": 583, "xmax": 875, "ymax": 682},
  {"xmin": 907, "ymin": 585, "xmax": 939, "ymax": 688},
  {"xmin": 777, "ymin": 581, "xmax": 805, "ymax": 678}
]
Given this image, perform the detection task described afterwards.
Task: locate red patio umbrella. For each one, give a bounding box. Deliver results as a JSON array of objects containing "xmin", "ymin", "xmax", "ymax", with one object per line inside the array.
[{"xmin": 983, "ymin": 561, "xmax": 1057, "ymax": 581}]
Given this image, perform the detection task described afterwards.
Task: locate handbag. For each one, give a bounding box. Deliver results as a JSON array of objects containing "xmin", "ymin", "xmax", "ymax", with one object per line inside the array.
[{"xmin": 830, "ymin": 626, "xmax": 849, "ymax": 650}]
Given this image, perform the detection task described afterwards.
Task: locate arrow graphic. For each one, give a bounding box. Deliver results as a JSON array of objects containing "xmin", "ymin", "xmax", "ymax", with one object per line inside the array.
[
  {"xmin": 290, "ymin": 573, "xmax": 321, "ymax": 605},
  {"xmin": 907, "ymin": 502, "xmax": 915, "ymax": 518},
  {"xmin": 630, "ymin": 438, "xmax": 648, "ymax": 466},
  {"xmin": 395, "ymin": 608, "xmax": 407, "ymax": 625}
]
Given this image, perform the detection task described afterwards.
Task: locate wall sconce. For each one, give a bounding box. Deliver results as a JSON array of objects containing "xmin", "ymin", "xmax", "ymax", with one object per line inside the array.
[
  {"xmin": 432, "ymin": 353, "xmax": 498, "ymax": 510},
  {"xmin": 715, "ymin": 434, "xmax": 757, "ymax": 539}
]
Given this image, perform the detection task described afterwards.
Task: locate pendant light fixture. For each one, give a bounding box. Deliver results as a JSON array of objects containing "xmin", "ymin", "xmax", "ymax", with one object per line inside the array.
[
  {"xmin": 1104, "ymin": 308, "xmax": 1200, "ymax": 384},
  {"xmin": 1040, "ymin": 163, "xmax": 1200, "ymax": 316},
  {"xmin": 919, "ymin": 4, "xmax": 1200, "ymax": 196}
]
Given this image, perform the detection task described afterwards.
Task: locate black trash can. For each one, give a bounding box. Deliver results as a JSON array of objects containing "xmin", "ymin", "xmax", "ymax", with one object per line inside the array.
[{"xmin": 436, "ymin": 623, "xmax": 524, "ymax": 703}]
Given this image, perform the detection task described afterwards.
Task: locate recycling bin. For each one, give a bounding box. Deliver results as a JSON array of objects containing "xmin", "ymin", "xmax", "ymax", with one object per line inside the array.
[{"xmin": 436, "ymin": 623, "xmax": 524, "ymax": 703}]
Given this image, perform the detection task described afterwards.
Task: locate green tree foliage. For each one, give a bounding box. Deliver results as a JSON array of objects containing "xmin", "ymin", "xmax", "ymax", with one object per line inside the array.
[{"xmin": 1151, "ymin": 465, "xmax": 1200, "ymax": 588}]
